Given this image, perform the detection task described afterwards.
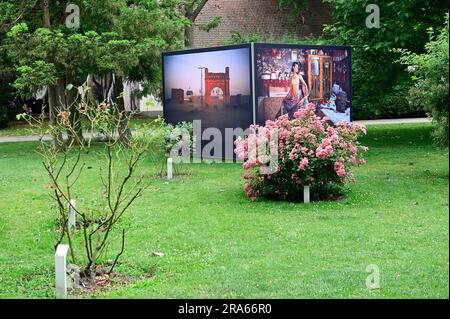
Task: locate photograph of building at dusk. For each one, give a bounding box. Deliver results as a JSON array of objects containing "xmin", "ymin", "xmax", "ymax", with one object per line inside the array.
[{"xmin": 163, "ymin": 46, "xmax": 253, "ymax": 132}]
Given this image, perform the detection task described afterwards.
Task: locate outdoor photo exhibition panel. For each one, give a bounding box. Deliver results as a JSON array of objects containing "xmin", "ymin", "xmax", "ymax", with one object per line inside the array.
[
  {"xmin": 162, "ymin": 44, "xmax": 253, "ymax": 160},
  {"xmin": 162, "ymin": 43, "xmax": 352, "ymax": 159},
  {"xmin": 253, "ymin": 43, "xmax": 352, "ymax": 126}
]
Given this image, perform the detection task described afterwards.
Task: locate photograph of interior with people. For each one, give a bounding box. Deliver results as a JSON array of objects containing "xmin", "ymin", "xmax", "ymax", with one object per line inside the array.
[{"xmin": 255, "ymin": 45, "xmax": 351, "ymax": 125}]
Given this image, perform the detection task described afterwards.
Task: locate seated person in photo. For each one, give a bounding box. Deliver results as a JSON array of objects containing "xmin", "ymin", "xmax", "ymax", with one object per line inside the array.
[
  {"xmin": 319, "ymin": 95, "xmax": 328, "ymax": 108},
  {"xmin": 336, "ymin": 90, "xmax": 349, "ymax": 113},
  {"xmin": 329, "ymin": 92, "xmax": 337, "ymax": 110},
  {"xmin": 332, "ymin": 81, "xmax": 341, "ymax": 95},
  {"xmin": 319, "ymin": 93, "xmax": 336, "ymax": 111}
]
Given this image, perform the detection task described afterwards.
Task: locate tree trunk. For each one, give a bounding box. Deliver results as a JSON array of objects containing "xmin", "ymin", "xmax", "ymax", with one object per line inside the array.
[
  {"xmin": 43, "ymin": 0, "xmax": 63, "ymax": 150},
  {"xmin": 184, "ymin": 0, "xmax": 209, "ymax": 48},
  {"xmin": 113, "ymin": 76, "xmax": 132, "ymax": 146},
  {"xmin": 47, "ymin": 82, "xmax": 64, "ymax": 149},
  {"xmin": 66, "ymin": 73, "xmax": 83, "ymax": 144},
  {"xmin": 0, "ymin": 71, "xmax": 16, "ymax": 82},
  {"xmin": 43, "ymin": 0, "xmax": 51, "ymax": 28},
  {"xmin": 184, "ymin": 26, "xmax": 194, "ymax": 48}
]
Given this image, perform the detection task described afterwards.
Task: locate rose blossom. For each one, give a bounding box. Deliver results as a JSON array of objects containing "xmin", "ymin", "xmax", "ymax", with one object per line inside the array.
[{"xmin": 299, "ymin": 157, "xmax": 309, "ymax": 171}]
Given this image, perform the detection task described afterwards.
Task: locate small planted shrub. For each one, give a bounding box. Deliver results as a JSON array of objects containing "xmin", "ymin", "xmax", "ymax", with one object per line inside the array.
[
  {"xmin": 234, "ymin": 104, "xmax": 368, "ymax": 201},
  {"xmin": 18, "ymin": 100, "xmax": 151, "ymax": 281},
  {"xmin": 147, "ymin": 116, "xmax": 194, "ymax": 177}
]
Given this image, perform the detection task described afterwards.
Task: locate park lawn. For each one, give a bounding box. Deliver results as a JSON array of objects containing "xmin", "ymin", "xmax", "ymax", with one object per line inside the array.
[{"xmin": 0, "ymin": 123, "xmax": 448, "ymax": 298}]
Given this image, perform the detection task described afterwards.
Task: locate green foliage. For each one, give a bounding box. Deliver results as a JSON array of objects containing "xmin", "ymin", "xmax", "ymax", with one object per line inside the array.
[
  {"xmin": 224, "ymin": 30, "xmax": 327, "ymax": 46},
  {"xmin": 223, "ymin": 31, "xmax": 262, "ymax": 45},
  {"xmin": 12, "ymin": 61, "xmax": 57, "ymax": 97},
  {"xmin": 198, "ymin": 16, "xmax": 222, "ymax": 32},
  {"xmin": 0, "ymin": 81, "xmax": 19, "ymax": 129},
  {"xmin": 0, "ymin": 1, "xmax": 41, "ymax": 33},
  {"xmin": 148, "ymin": 116, "xmax": 194, "ymax": 161},
  {"xmin": 6, "ymin": 22, "xmax": 28, "ymax": 36},
  {"xmin": 0, "ymin": 109, "xmax": 7, "ymax": 129},
  {"xmin": 397, "ymin": 14, "xmax": 449, "ymax": 146},
  {"xmin": 1, "ymin": 0, "xmax": 186, "ymax": 101},
  {"xmin": 96, "ymin": 39, "xmax": 140, "ymax": 77},
  {"xmin": 278, "ymin": 0, "xmax": 309, "ymax": 16},
  {"xmin": 323, "ymin": 0, "xmax": 448, "ymax": 120},
  {"xmin": 6, "ymin": 26, "xmax": 93, "ymax": 93},
  {"xmin": 0, "ymin": 83, "xmax": 13, "ymax": 129}
]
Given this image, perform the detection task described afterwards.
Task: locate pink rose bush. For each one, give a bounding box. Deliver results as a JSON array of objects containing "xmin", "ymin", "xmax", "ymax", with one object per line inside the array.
[{"xmin": 234, "ymin": 104, "xmax": 368, "ymax": 201}]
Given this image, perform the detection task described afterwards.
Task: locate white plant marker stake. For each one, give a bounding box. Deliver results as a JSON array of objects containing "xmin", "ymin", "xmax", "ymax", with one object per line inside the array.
[
  {"xmin": 55, "ymin": 244, "xmax": 69, "ymax": 298},
  {"xmin": 68, "ymin": 199, "xmax": 76, "ymax": 230},
  {"xmin": 167, "ymin": 157, "xmax": 173, "ymax": 179},
  {"xmin": 304, "ymin": 185, "xmax": 310, "ymax": 204}
]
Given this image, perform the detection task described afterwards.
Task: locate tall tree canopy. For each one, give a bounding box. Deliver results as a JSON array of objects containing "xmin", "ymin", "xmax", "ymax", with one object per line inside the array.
[
  {"xmin": 277, "ymin": 0, "xmax": 449, "ymax": 119},
  {"xmin": 323, "ymin": 0, "xmax": 449, "ymax": 119},
  {"xmin": 3, "ymin": 0, "xmax": 186, "ymax": 94},
  {"xmin": 1, "ymin": 0, "xmax": 186, "ymax": 143}
]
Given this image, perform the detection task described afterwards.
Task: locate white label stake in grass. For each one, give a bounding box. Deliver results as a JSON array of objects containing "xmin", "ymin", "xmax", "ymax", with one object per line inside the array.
[
  {"xmin": 167, "ymin": 157, "xmax": 173, "ymax": 179},
  {"xmin": 304, "ymin": 185, "xmax": 310, "ymax": 204},
  {"xmin": 55, "ymin": 244, "xmax": 69, "ymax": 298},
  {"xmin": 68, "ymin": 199, "xmax": 76, "ymax": 230}
]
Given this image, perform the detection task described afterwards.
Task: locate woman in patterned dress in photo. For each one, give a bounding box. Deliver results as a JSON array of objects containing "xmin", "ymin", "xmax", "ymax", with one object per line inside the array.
[{"xmin": 278, "ymin": 62, "xmax": 309, "ymax": 119}]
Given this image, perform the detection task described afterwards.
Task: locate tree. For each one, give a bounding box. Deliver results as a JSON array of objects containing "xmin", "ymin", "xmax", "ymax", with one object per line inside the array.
[
  {"xmin": 3, "ymin": 1, "xmax": 93, "ymax": 146},
  {"xmin": 321, "ymin": 0, "xmax": 449, "ymax": 119},
  {"xmin": 180, "ymin": 0, "xmax": 221, "ymax": 47},
  {"xmin": 183, "ymin": 0, "xmax": 207, "ymax": 47},
  {"xmin": 397, "ymin": 14, "xmax": 449, "ymax": 146},
  {"xmin": 3, "ymin": 0, "xmax": 185, "ymax": 144},
  {"xmin": 43, "ymin": 0, "xmax": 67, "ymax": 147},
  {"xmin": 0, "ymin": 0, "xmax": 39, "ymax": 128}
]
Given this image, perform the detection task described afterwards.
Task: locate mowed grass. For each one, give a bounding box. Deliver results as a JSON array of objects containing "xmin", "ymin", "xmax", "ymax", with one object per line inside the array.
[{"xmin": 0, "ymin": 123, "xmax": 448, "ymax": 298}]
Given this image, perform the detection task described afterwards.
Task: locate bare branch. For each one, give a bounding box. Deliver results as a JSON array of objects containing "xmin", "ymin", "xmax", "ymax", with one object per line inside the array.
[{"xmin": 108, "ymin": 229, "xmax": 125, "ymax": 275}]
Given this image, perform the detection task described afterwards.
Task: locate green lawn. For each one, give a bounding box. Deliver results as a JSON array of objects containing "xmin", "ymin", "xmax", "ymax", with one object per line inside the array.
[{"xmin": 0, "ymin": 123, "xmax": 448, "ymax": 298}]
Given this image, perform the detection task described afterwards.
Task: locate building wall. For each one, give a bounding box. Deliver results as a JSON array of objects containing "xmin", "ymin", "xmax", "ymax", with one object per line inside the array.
[{"xmin": 192, "ymin": 0, "xmax": 332, "ymax": 48}]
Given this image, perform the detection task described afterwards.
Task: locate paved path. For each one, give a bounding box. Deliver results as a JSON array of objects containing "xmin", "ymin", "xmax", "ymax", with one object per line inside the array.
[
  {"xmin": 353, "ymin": 118, "xmax": 431, "ymax": 125},
  {"xmin": 0, "ymin": 118, "xmax": 432, "ymax": 143},
  {"xmin": 0, "ymin": 132, "xmax": 123, "ymax": 144}
]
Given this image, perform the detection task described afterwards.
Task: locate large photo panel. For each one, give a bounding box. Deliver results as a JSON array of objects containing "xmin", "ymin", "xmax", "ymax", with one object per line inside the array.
[
  {"xmin": 254, "ymin": 44, "xmax": 352, "ymax": 126},
  {"xmin": 163, "ymin": 45, "xmax": 253, "ymax": 159}
]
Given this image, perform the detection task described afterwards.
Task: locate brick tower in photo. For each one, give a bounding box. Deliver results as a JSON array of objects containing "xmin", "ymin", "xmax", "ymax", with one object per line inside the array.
[{"xmin": 204, "ymin": 67, "xmax": 230, "ymax": 106}]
